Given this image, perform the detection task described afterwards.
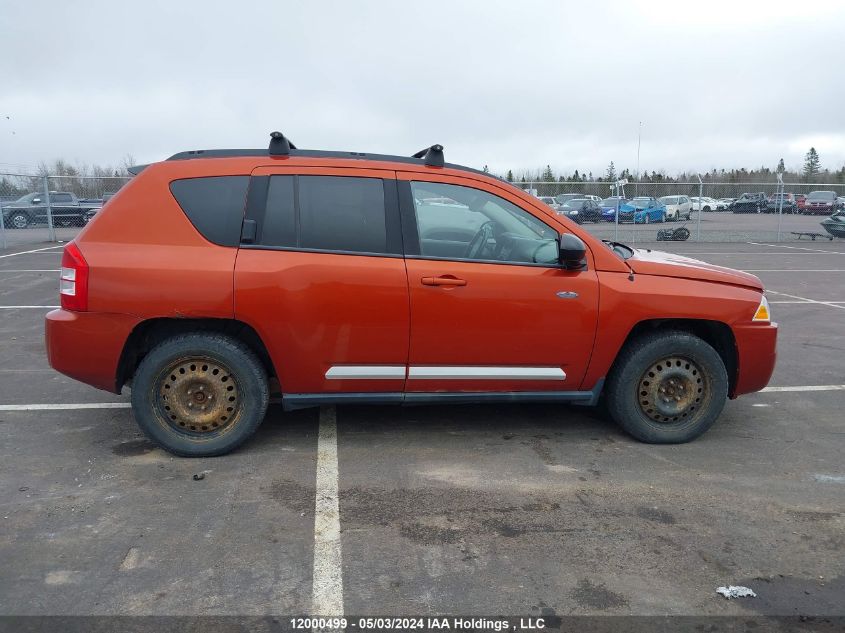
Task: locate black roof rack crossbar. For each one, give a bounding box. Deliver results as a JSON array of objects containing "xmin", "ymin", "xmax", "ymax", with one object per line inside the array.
[
  {"xmin": 412, "ymin": 144, "xmax": 444, "ymax": 168},
  {"xmin": 268, "ymin": 131, "xmax": 297, "ymax": 156}
]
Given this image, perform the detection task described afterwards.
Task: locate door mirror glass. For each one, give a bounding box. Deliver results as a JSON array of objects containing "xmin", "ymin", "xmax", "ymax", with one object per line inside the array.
[
  {"xmin": 559, "ymin": 234, "xmax": 586, "ymax": 269},
  {"xmin": 32, "ymin": 198, "xmax": 41, "ymax": 204}
]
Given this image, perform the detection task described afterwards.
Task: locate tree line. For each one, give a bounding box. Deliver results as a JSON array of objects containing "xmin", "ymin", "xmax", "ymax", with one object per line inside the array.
[
  {"xmin": 0, "ymin": 157, "xmax": 135, "ymax": 200},
  {"xmin": 492, "ymin": 147, "xmax": 845, "ymax": 185}
]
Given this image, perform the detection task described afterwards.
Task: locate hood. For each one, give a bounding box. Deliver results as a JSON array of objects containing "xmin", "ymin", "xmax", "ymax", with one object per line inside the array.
[{"xmin": 628, "ymin": 249, "xmax": 763, "ymax": 290}]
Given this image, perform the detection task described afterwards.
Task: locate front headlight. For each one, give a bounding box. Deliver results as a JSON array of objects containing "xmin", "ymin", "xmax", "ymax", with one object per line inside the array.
[
  {"xmin": 569, "ymin": 210, "xmax": 578, "ymax": 216},
  {"xmin": 753, "ymin": 295, "xmax": 771, "ymax": 322}
]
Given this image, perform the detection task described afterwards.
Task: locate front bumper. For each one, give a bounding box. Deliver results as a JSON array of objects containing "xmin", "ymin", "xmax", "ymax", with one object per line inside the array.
[
  {"xmin": 45, "ymin": 309, "xmax": 141, "ymax": 393},
  {"xmin": 731, "ymin": 322, "xmax": 778, "ymax": 398}
]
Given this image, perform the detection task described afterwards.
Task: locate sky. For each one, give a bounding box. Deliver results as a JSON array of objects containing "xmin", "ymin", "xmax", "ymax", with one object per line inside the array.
[{"xmin": 2, "ymin": 0, "xmax": 845, "ymax": 178}]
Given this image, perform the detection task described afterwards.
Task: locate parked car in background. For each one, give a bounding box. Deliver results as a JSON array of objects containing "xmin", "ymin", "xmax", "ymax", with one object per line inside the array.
[
  {"xmin": 599, "ymin": 197, "xmax": 626, "ymax": 222},
  {"xmin": 690, "ymin": 196, "xmax": 726, "ymax": 212},
  {"xmin": 83, "ymin": 192, "xmax": 116, "ymax": 225},
  {"xmin": 537, "ymin": 196, "xmax": 559, "ymax": 209},
  {"xmin": 718, "ymin": 197, "xmax": 735, "ymax": 208},
  {"xmin": 765, "ymin": 193, "xmax": 797, "ymax": 214},
  {"xmin": 803, "ymin": 191, "xmax": 840, "ymax": 215},
  {"xmin": 730, "ymin": 192, "xmax": 767, "ymax": 213},
  {"xmin": 554, "ymin": 193, "xmax": 601, "ymax": 206},
  {"xmin": 659, "ymin": 195, "xmax": 692, "ymax": 221},
  {"xmin": 2, "ymin": 191, "xmax": 102, "ymax": 228},
  {"xmin": 44, "ymin": 134, "xmax": 777, "ymax": 456},
  {"xmin": 557, "ymin": 198, "xmax": 603, "ymax": 223},
  {"xmin": 615, "ymin": 197, "xmax": 667, "ymax": 224},
  {"xmin": 554, "ymin": 193, "xmax": 584, "ymax": 206}
]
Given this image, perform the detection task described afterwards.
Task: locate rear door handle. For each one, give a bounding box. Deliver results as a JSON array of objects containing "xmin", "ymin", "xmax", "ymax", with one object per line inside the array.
[{"xmin": 421, "ymin": 276, "xmax": 467, "ymax": 287}]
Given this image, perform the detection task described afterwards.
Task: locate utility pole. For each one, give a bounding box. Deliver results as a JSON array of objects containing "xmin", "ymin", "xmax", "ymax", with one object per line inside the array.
[{"xmin": 635, "ymin": 121, "xmax": 643, "ymax": 196}]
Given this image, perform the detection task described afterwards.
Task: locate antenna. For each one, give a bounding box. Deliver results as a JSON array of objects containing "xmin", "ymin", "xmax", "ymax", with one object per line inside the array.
[
  {"xmin": 412, "ymin": 144, "xmax": 444, "ymax": 168},
  {"xmin": 268, "ymin": 131, "xmax": 297, "ymax": 156}
]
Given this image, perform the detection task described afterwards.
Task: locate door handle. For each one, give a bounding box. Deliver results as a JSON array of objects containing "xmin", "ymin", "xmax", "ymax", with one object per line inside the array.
[{"xmin": 421, "ymin": 276, "xmax": 467, "ymax": 287}]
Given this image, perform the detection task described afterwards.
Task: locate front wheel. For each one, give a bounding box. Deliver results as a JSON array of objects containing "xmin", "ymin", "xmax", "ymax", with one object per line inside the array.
[
  {"xmin": 10, "ymin": 212, "xmax": 29, "ymax": 229},
  {"xmin": 130, "ymin": 333, "xmax": 269, "ymax": 457},
  {"xmin": 604, "ymin": 331, "xmax": 728, "ymax": 443}
]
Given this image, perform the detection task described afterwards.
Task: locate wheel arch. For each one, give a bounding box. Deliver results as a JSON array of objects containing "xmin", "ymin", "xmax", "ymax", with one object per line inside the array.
[
  {"xmin": 611, "ymin": 318, "xmax": 738, "ymax": 395},
  {"xmin": 115, "ymin": 318, "xmax": 278, "ymax": 393}
]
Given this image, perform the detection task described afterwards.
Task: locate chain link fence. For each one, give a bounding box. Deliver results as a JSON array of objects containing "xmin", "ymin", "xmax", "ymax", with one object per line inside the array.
[
  {"xmin": 511, "ymin": 180, "xmax": 844, "ymax": 243},
  {"xmin": 1, "ymin": 173, "xmax": 132, "ymax": 250},
  {"xmin": 1, "ymin": 171, "xmax": 842, "ymax": 251}
]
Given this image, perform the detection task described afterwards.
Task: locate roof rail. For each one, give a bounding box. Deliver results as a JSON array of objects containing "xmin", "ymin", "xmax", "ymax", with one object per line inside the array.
[
  {"xmin": 412, "ymin": 144, "xmax": 444, "ymax": 168},
  {"xmin": 268, "ymin": 131, "xmax": 297, "ymax": 156}
]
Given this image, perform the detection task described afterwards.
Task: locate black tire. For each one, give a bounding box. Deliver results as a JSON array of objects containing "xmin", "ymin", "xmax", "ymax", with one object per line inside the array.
[
  {"xmin": 10, "ymin": 212, "xmax": 29, "ymax": 229},
  {"xmin": 130, "ymin": 333, "xmax": 269, "ymax": 457},
  {"xmin": 604, "ymin": 330, "xmax": 728, "ymax": 443}
]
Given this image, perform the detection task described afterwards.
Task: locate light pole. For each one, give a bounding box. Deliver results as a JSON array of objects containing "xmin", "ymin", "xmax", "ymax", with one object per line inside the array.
[{"xmin": 635, "ymin": 121, "xmax": 642, "ymax": 196}]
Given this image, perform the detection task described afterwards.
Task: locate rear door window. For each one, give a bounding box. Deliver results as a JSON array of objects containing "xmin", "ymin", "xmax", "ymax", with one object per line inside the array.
[
  {"xmin": 170, "ymin": 176, "xmax": 249, "ymax": 246},
  {"xmin": 299, "ymin": 176, "xmax": 386, "ymax": 253},
  {"xmin": 258, "ymin": 175, "xmax": 395, "ymax": 255}
]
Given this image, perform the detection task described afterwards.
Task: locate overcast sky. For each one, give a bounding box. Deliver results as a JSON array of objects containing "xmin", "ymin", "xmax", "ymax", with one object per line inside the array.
[{"xmin": 2, "ymin": 0, "xmax": 844, "ymax": 177}]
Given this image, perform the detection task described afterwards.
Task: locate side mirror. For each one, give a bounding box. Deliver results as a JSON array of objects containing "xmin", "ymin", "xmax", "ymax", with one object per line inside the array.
[
  {"xmin": 32, "ymin": 198, "xmax": 41, "ymax": 204},
  {"xmin": 559, "ymin": 234, "xmax": 586, "ymax": 270}
]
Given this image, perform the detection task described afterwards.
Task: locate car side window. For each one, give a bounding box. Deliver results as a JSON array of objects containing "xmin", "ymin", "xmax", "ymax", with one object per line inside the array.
[
  {"xmin": 170, "ymin": 176, "xmax": 250, "ymax": 247},
  {"xmin": 260, "ymin": 175, "xmax": 390, "ymax": 255},
  {"xmin": 409, "ymin": 181, "xmax": 559, "ymax": 266}
]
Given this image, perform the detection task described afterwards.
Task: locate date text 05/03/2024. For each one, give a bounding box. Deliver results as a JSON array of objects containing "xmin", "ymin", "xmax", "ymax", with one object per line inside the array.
[{"xmin": 289, "ymin": 617, "xmax": 548, "ymax": 631}]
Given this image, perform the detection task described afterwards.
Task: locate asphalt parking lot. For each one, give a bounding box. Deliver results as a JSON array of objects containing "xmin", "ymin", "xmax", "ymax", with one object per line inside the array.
[{"xmin": 0, "ymin": 235, "xmax": 843, "ymax": 626}]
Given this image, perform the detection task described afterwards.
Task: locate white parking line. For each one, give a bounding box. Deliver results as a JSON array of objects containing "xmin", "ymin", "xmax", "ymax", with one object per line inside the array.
[
  {"xmin": 769, "ymin": 300, "xmax": 845, "ymax": 304},
  {"xmin": 760, "ymin": 385, "xmax": 845, "ymax": 393},
  {"xmin": 0, "ymin": 269, "xmax": 60, "ymax": 273},
  {"xmin": 743, "ymin": 269, "xmax": 845, "ymax": 272},
  {"xmin": 0, "ymin": 402, "xmax": 130, "ymax": 411},
  {"xmin": 0, "ymin": 306, "xmax": 59, "ymax": 309},
  {"xmin": 0, "ymin": 245, "xmax": 63, "ymax": 258},
  {"xmin": 747, "ymin": 242, "xmax": 845, "ymax": 254},
  {"xmin": 765, "ymin": 290, "xmax": 845, "ymax": 311},
  {"xmin": 312, "ymin": 405, "xmax": 343, "ymax": 617},
  {"xmin": 670, "ymin": 252, "xmax": 841, "ymax": 256}
]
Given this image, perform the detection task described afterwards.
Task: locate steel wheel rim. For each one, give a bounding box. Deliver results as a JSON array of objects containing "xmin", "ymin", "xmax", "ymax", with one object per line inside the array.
[
  {"xmin": 155, "ymin": 357, "xmax": 242, "ymax": 436},
  {"xmin": 637, "ymin": 356, "xmax": 708, "ymax": 424},
  {"xmin": 12, "ymin": 215, "xmax": 27, "ymax": 228}
]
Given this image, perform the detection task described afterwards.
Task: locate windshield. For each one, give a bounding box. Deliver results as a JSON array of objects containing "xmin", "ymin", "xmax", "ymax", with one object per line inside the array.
[
  {"xmin": 658, "ymin": 196, "xmax": 674, "ymax": 203},
  {"xmin": 631, "ymin": 197, "xmax": 652, "ymax": 207},
  {"xmin": 808, "ymin": 191, "xmax": 836, "ymax": 201},
  {"xmin": 600, "ymin": 198, "xmax": 621, "ymax": 206}
]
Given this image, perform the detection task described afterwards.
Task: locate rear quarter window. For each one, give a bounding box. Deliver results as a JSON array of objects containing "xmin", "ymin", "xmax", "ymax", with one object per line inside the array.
[{"xmin": 169, "ymin": 176, "xmax": 249, "ymax": 246}]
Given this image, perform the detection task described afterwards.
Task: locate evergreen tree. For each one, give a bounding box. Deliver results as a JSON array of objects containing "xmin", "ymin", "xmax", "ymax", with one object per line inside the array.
[
  {"xmin": 605, "ymin": 162, "xmax": 617, "ymax": 182},
  {"xmin": 803, "ymin": 147, "xmax": 821, "ymax": 180},
  {"xmin": 482, "ymin": 164, "xmax": 489, "ymax": 173},
  {"xmin": 506, "ymin": 169, "xmax": 514, "ymax": 182},
  {"xmin": 541, "ymin": 164, "xmax": 555, "ymax": 182}
]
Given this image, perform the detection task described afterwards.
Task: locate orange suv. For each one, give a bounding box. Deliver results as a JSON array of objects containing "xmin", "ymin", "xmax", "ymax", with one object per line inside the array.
[{"xmin": 45, "ymin": 134, "xmax": 777, "ymax": 456}]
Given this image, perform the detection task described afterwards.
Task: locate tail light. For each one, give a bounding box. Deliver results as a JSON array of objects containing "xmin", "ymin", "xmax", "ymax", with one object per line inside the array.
[{"xmin": 60, "ymin": 242, "xmax": 89, "ymax": 311}]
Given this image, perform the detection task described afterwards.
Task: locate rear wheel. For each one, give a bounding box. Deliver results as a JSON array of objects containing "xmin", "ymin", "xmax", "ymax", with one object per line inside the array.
[
  {"xmin": 605, "ymin": 331, "xmax": 728, "ymax": 443},
  {"xmin": 130, "ymin": 333, "xmax": 269, "ymax": 457}
]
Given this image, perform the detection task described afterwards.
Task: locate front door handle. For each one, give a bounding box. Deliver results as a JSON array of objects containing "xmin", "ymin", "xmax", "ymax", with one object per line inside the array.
[{"xmin": 421, "ymin": 275, "xmax": 467, "ymax": 287}]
